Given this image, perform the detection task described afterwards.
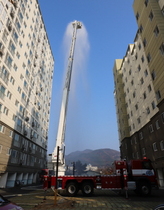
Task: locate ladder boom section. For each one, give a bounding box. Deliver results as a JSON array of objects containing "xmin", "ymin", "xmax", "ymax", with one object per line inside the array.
[{"xmin": 52, "ymin": 21, "xmax": 82, "ymax": 173}]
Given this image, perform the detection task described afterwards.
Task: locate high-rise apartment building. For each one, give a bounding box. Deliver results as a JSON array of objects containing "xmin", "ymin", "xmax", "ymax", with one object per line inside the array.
[
  {"xmin": 113, "ymin": 0, "xmax": 164, "ymax": 187},
  {"xmin": 0, "ymin": 0, "xmax": 54, "ymax": 187}
]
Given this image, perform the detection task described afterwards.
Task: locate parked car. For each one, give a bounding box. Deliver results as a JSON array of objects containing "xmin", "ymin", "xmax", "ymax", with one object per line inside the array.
[{"xmin": 0, "ymin": 194, "xmax": 24, "ymax": 210}]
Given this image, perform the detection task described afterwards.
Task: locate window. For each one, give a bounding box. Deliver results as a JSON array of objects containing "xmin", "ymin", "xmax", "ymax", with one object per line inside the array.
[
  {"xmin": 19, "ymin": 105, "xmax": 24, "ymax": 113},
  {"xmin": 149, "ymin": 11, "xmax": 154, "ymax": 20},
  {"xmin": 153, "ymin": 142, "xmax": 157, "ymax": 152},
  {"xmin": 24, "ymin": 21, "xmax": 27, "ymax": 28},
  {"xmin": 147, "ymin": 53, "xmax": 151, "ymax": 63},
  {"xmin": 16, "ymin": 52, "xmax": 20, "ymax": 59},
  {"xmin": 138, "ymin": 43, "xmax": 141, "ymax": 50},
  {"xmin": 19, "ymin": 41, "xmax": 22, "ymax": 48},
  {"xmin": 144, "ymin": 69, "xmax": 148, "ymax": 77},
  {"xmin": 0, "ymin": 145, "xmax": 2, "ymax": 153},
  {"xmin": 145, "ymin": 0, "xmax": 149, "ymax": 7},
  {"xmin": 155, "ymin": 120, "xmax": 160, "ymax": 129},
  {"xmin": 8, "ymin": 40, "xmax": 16, "ymax": 55},
  {"xmin": 146, "ymin": 107, "xmax": 150, "ymax": 114},
  {"xmin": 135, "ymin": 104, "xmax": 138, "ymax": 110},
  {"xmin": 135, "ymin": 53, "xmax": 138, "ymax": 60},
  {"xmin": 148, "ymin": 84, "xmax": 152, "ymax": 92},
  {"xmin": 20, "ymin": 74, "xmax": 24, "ymax": 80},
  {"xmin": 12, "ymin": 30, "xmax": 18, "ymax": 44},
  {"xmin": 14, "ymin": 133, "xmax": 19, "ymax": 143},
  {"xmin": 15, "ymin": 100, "xmax": 19, "ymax": 107},
  {"xmin": 132, "ymin": 153, "xmax": 135, "ymax": 159},
  {"xmin": 6, "ymin": 148, "xmax": 11, "ymax": 156},
  {"xmin": 24, "ymin": 52, "xmax": 28, "ymax": 58},
  {"xmin": 143, "ymin": 92, "xmax": 146, "ymax": 99},
  {"xmin": 13, "ymin": 64, "xmax": 18, "ymax": 71},
  {"xmin": 0, "ymin": 125, "xmax": 5, "ymax": 133},
  {"xmin": 2, "ymin": 29, "xmax": 8, "ymax": 44},
  {"xmin": 3, "ymin": 107, "xmax": 8, "ymax": 115},
  {"xmin": 5, "ymin": 53, "xmax": 13, "ymax": 69},
  {"xmin": 17, "ymin": 86, "xmax": 21, "ymax": 94},
  {"xmin": 17, "ymin": 118, "xmax": 22, "ymax": 127},
  {"xmin": 7, "ymin": 19, "xmax": 12, "ymax": 32},
  {"xmin": 138, "ymin": 65, "xmax": 141, "ymax": 71},
  {"xmin": 10, "ymin": 76, "xmax": 15, "ymax": 85},
  {"xmin": 149, "ymin": 124, "xmax": 154, "ymax": 133},
  {"xmin": 18, "ymin": 11, "xmax": 23, "ymax": 23},
  {"xmin": 11, "ymin": 150, "xmax": 18, "ymax": 160},
  {"xmin": 9, "ymin": 130, "xmax": 13, "ymax": 138},
  {"xmin": 160, "ymin": 140, "xmax": 164, "ymax": 151},
  {"xmin": 156, "ymin": 90, "xmax": 161, "ymax": 100},
  {"xmin": 0, "ymin": 66, "xmax": 9, "ymax": 84},
  {"xmin": 22, "ymin": 92, "xmax": 26, "ymax": 101},
  {"xmin": 159, "ymin": 43, "xmax": 164, "ymax": 55},
  {"xmin": 137, "ymin": 117, "xmax": 141, "ymax": 124},
  {"xmin": 139, "ymin": 24, "xmax": 143, "ymax": 33},
  {"xmin": 151, "ymin": 70, "xmax": 156, "ymax": 80},
  {"xmin": 27, "ymin": 59, "xmax": 31, "ymax": 67},
  {"xmin": 12, "ymin": 114, "xmax": 17, "ymax": 121},
  {"xmin": 141, "ymin": 55, "xmax": 144, "ymax": 63},
  {"xmin": 25, "ymin": 69, "xmax": 30, "ymax": 79},
  {"xmin": 154, "ymin": 26, "xmax": 159, "ymax": 36},
  {"xmin": 133, "ymin": 91, "xmax": 136, "ymax": 98},
  {"xmin": 139, "ymin": 132, "xmax": 143, "ymax": 140},
  {"xmin": 162, "ymin": 6, "xmax": 164, "ymax": 16},
  {"xmin": 162, "ymin": 112, "xmax": 164, "ymax": 123},
  {"xmin": 0, "ymin": 85, "xmax": 6, "ymax": 100},
  {"xmin": 142, "ymin": 148, "xmax": 146, "ymax": 156},
  {"xmin": 7, "ymin": 91, "xmax": 12, "ymax": 99},
  {"xmin": 143, "ymin": 38, "xmax": 147, "ymax": 47},
  {"xmin": 136, "ymin": 12, "xmax": 139, "ymax": 20},
  {"xmin": 140, "ymin": 77, "xmax": 144, "ymax": 84},
  {"xmin": 24, "ymin": 80, "xmax": 28, "ymax": 90},
  {"xmin": 151, "ymin": 101, "xmax": 156, "ymax": 110}
]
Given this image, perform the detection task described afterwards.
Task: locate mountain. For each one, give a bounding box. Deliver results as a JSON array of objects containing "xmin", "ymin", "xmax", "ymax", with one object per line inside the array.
[{"xmin": 65, "ymin": 148, "xmax": 120, "ymax": 167}]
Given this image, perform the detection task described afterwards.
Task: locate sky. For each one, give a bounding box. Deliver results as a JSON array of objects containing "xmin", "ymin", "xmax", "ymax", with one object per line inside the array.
[{"xmin": 38, "ymin": 0, "xmax": 138, "ymax": 155}]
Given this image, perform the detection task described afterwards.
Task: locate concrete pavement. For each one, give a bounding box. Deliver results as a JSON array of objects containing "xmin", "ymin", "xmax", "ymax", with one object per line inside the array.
[{"xmin": 0, "ymin": 186, "xmax": 164, "ymax": 210}]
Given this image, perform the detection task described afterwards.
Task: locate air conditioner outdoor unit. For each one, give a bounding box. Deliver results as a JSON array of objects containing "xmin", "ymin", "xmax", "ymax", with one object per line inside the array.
[
  {"xmin": 25, "ymin": 117, "xmax": 29, "ymax": 122},
  {"xmin": 0, "ymin": 50, "xmax": 4, "ymax": 57},
  {"xmin": 24, "ymin": 131, "xmax": 27, "ymax": 136}
]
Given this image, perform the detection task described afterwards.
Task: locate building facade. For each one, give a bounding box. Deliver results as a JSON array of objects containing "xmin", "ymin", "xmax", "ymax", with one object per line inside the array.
[
  {"xmin": 113, "ymin": 0, "xmax": 164, "ymax": 187},
  {"xmin": 0, "ymin": 0, "xmax": 54, "ymax": 187}
]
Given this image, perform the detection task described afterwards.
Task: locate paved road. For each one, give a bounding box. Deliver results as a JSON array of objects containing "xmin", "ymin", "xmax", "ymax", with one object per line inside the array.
[{"xmin": 0, "ymin": 186, "xmax": 164, "ymax": 210}]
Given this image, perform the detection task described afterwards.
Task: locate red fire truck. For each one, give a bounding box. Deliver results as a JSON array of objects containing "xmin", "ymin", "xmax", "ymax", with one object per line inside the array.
[{"xmin": 42, "ymin": 158, "xmax": 158, "ymax": 197}]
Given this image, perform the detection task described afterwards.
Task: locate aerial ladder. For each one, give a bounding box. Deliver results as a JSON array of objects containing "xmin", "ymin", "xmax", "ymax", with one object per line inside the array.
[{"xmin": 52, "ymin": 21, "xmax": 82, "ymax": 176}]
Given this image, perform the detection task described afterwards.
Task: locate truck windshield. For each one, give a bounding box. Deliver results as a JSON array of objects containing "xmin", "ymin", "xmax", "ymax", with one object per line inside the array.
[{"xmin": 142, "ymin": 161, "xmax": 152, "ymax": 169}]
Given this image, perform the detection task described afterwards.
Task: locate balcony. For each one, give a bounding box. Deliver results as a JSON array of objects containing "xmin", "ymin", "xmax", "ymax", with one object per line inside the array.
[
  {"xmin": 0, "ymin": 49, "xmax": 4, "ymax": 58},
  {"xmin": 0, "ymin": 91, "xmax": 5, "ymax": 100},
  {"xmin": 16, "ymin": 124, "xmax": 22, "ymax": 133},
  {"xmin": 0, "ymin": 73, "xmax": 9, "ymax": 85}
]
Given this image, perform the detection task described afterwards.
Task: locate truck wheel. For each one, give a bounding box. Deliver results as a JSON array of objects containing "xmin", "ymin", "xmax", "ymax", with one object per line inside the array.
[
  {"xmin": 138, "ymin": 182, "xmax": 151, "ymax": 196},
  {"xmin": 81, "ymin": 182, "xmax": 94, "ymax": 196},
  {"xmin": 66, "ymin": 182, "xmax": 79, "ymax": 197}
]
